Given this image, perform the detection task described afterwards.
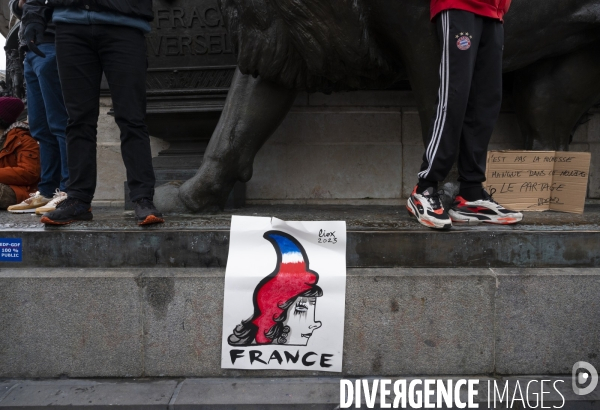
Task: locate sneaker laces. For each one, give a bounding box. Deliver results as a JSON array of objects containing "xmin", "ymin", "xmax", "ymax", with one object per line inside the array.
[
  {"xmin": 423, "ymin": 188, "xmax": 443, "ymax": 210},
  {"xmin": 482, "ymin": 188, "xmax": 499, "ymax": 205},
  {"xmin": 47, "ymin": 190, "xmax": 67, "ymax": 206},
  {"xmin": 22, "ymin": 191, "xmax": 43, "ymax": 204}
]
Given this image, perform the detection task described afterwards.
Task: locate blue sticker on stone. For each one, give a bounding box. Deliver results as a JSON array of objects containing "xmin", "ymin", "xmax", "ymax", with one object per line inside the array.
[{"xmin": 0, "ymin": 239, "xmax": 22, "ymax": 262}]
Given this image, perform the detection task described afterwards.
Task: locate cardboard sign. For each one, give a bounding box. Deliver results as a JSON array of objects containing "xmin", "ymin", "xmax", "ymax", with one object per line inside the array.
[
  {"xmin": 221, "ymin": 216, "xmax": 346, "ymax": 372},
  {"xmin": 485, "ymin": 151, "xmax": 591, "ymax": 213}
]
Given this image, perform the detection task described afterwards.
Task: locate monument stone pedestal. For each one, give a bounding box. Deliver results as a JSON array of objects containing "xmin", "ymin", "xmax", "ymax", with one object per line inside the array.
[{"xmin": 1, "ymin": 205, "xmax": 600, "ymax": 384}]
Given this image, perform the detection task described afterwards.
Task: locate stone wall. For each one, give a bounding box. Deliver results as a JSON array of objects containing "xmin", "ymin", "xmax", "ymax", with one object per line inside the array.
[
  {"xmin": 247, "ymin": 91, "xmax": 600, "ymax": 204},
  {"xmin": 94, "ymin": 93, "xmax": 600, "ymax": 204},
  {"xmin": 2, "ymin": 267, "xmax": 599, "ymax": 378},
  {"xmin": 572, "ymin": 108, "xmax": 600, "ymax": 199}
]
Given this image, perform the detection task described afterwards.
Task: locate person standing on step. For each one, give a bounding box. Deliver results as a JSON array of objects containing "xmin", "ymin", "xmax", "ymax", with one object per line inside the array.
[
  {"xmin": 0, "ymin": 97, "xmax": 41, "ymax": 210},
  {"xmin": 21, "ymin": 0, "xmax": 165, "ymax": 226},
  {"xmin": 406, "ymin": 0, "xmax": 523, "ymax": 230},
  {"xmin": 6, "ymin": 0, "xmax": 69, "ymax": 216}
]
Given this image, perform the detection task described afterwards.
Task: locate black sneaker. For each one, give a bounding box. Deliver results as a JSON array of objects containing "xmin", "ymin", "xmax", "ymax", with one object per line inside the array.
[
  {"xmin": 40, "ymin": 197, "xmax": 93, "ymax": 225},
  {"xmin": 133, "ymin": 198, "xmax": 164, "ymax": 226}
]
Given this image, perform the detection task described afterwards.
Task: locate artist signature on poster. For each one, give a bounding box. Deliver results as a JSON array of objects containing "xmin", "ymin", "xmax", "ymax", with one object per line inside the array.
[{"xmin": 318, "ymin": 229, "xmax": 338, "ymax": 244}]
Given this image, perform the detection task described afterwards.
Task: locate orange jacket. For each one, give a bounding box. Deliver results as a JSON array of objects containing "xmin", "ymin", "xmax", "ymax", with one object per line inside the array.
[
  {"xmin": 0, "ymin": 123, "xmax": 40, "ymax": 203},
  {"xmin": 431, "ymin": 0, "xmax": 511, "ymax": 21}
]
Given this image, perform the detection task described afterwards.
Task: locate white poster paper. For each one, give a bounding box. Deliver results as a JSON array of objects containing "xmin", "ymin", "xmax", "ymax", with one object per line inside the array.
[{"xmin": 221, "ymin": 216, "xmax": 347, "ymax": 372}]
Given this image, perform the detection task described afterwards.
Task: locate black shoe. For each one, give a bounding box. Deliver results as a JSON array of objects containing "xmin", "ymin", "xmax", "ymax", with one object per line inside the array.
[
  {"xmin": 133, "ymin": 198, "xmax": 164, "ymax": 226},
  {"xmin": 40, "ymin": 197, "xmax": 93, "ymax": 225}
]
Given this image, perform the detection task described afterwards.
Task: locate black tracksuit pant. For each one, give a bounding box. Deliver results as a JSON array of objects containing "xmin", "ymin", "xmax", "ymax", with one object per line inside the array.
[
  {"xmin": 55, "ymin": 23, "xmax": 155, "ymax": 203},
  {"xmin": 418, "ymin": 10, "xmax": 504, "ymax": 192}
]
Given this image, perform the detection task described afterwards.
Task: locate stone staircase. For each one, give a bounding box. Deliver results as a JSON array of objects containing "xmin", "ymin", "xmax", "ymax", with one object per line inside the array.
[{"xmin": 1, "ymin": 205, "xmax": 599, "ymax": 408}]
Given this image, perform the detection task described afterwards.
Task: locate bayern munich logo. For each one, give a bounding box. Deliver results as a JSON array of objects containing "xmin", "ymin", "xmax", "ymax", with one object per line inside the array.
[{"xmin": 457, "ymin": 36, "xmax": 471, "ymax": 50}]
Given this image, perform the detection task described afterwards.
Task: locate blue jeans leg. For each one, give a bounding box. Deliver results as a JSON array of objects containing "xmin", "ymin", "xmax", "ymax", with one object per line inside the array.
[{"xmin": 24, "ymin": 43, "xmax": 69, "ymax": 197}]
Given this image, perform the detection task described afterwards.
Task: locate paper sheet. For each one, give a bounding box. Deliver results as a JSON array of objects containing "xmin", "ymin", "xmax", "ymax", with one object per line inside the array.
[{"xmin": 221, "ymin": 216, "xmax": 347, "ymax": 372}]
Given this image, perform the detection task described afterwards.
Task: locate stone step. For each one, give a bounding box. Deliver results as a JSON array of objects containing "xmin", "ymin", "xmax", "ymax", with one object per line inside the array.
[
  {"xmin": 1, "ymin": 205, "xmax": 600, "ymax": 268},
  {"xmin": 1, "ymin": 268, "xmax": 598, "ymax": 379},
  {"xmin": 0, "ymin": 377, "xmax": 598, "ymax": 409}
]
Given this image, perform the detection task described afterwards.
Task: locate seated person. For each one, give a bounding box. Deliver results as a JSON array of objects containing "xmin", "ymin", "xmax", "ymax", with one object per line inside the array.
[{"xmin": 0, "ymin": 97, "xmax": 41, "ymax": 209}]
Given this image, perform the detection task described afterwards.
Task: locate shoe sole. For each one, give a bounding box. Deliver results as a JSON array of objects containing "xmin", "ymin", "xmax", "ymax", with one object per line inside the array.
[
  {"xmin": 406, "ymin": 199, "xmax": 452, "ymax": 230},
  {"xmin": 483, "ymin": 215, "xmax": 523, "ymax": 225},
  {"xmin": 449, "ymin": 218, "xmax": 482, "ymax": 226},
  {"xmin": 449, "ymin": 210, "xmax": 523, "ymax": 225},
  {"xmin": 40, "ymin": 214, "xmax": 93, "ymax": 225},
  {"xmin": 448, "ymin": 210, "xmax": 483, "ymax": 225},
  {"xmin": 138, "ymin": 215, "xmax": 165, "ymax": 226},
  {"xmin": 8, "ymin": 209, "xmax": 38, "ymax": 214}
]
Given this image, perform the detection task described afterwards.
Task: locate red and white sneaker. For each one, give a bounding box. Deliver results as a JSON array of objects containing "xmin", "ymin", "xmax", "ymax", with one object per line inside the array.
[
  {"xmin": 406, "ymin": 186, "xmax": 452, "ymax": 230},
  {"xmin": 449, "ymin": 189, "xmax": 523, "ymax": 225}
]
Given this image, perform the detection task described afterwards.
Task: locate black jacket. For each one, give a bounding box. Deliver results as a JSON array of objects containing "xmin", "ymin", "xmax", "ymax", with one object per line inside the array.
[
  {"xmin": 22, "ymin": 0, "xmax": 154, "ymax": 30},
  {"xmin": 9, "ymin": 0, "xmax": 56, "ymax": 48}
]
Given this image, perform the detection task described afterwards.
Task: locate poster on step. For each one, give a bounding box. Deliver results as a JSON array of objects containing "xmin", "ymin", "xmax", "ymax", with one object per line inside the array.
[{"xmin": 221, "ymin": 215, "xmax": 347, "ymax": 372}]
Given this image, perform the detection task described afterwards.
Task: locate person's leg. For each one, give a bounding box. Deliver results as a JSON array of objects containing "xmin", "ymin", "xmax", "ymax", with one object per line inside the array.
[
  {"xmin": 0, "ymin": 184, "xmax": 17, "ymax": 209},
  {"xmin": 449, "ymin": 18, "xmax": 522, "ymax": 225},
  {"xmin": 55, "ymin": 23, "xmax": 102, "ymax": 204},
  {"xmin": 34, "ymin": 43, "xmax": 70, "ymax": 194},
  {"xmin": 457, "ymin": 17, "xmax": 504, "ymax": 200},
  {"xmin": 417, "ymin": 10, "xmax": 482, "ymax": 189},
  {"xmin": 24, "ymin": 47, "xmax": 59, "ymax": 199},
  {"xmin": 407, "ymin": 10, "xmax": 482, "ymax": 229},
  {"xmin": 41, "ymin": 24, "xmax": 99, "ymax": 224},
  {"xmin": 95, "ymin": 25, "xmax": 155, "ymax": 202}
]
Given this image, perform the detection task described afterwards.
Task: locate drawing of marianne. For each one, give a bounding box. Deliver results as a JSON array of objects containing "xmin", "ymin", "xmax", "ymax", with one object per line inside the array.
[{"xmin": 228, "ymin": 231, "xmax": 323, "ymax": 346}]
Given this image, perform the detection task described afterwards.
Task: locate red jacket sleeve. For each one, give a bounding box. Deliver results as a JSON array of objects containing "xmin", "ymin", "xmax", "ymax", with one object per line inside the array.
[{"xmin": 0, "ymin": 136, "xmax": 41, "ymax": 186}]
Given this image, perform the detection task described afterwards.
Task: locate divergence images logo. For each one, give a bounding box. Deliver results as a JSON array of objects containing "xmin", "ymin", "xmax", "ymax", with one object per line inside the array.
[{"xmin": 573, "ymin": 361, "xmax": 598, "ymax": 396}]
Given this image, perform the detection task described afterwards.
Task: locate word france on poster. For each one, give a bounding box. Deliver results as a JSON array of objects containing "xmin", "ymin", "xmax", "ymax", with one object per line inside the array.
[{"xmin": 221, "ymin": 216, "xmax": 346, "ymax": 372}]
